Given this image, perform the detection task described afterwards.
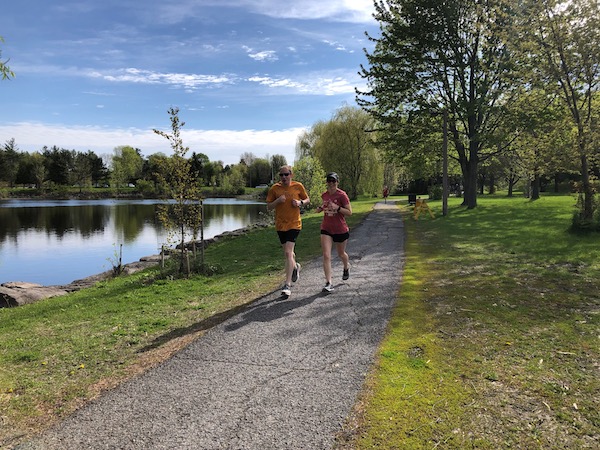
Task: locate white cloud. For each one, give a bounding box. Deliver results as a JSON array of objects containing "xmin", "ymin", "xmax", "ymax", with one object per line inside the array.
[
  {"xmin": 248, "ymin": 76, "xmax": 305, "ymax": 90},
  {"xmin": 88, "ymin": 68, "xmax": 234, "ymax": 89},
  {"xmin": 223, "ymin": 0, "xmax": 375, "ymax": 23},
  {"xmin": 323, "ymin": 39, "xmax": 351, "ymax": 52},
  {"xmin": 85, "ymin": 66, "xmax": 363, "ymax": 96},
  {"xmin": 248, "ymin": 70, "xmax": 362, "ymax": 95},
  {"xmin": 242, "ymin": 46, "xmax": 279, "ymax": 62},
  {"xmin": 0, "ymin": 122, "xmax": 304, "ymax": 166},
  {"xmin": 150, "ymin": 0, "xmax": 376, "ymax": 24},
  {"xmin": 247, "ymin": 50, "xmax": 278, "ymax": 62}
]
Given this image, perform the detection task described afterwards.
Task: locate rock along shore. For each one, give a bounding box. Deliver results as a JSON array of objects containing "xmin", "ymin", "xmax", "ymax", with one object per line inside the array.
[{"xmin": 0, "ymin": 223, "xmax": 270, "ymax": 308}]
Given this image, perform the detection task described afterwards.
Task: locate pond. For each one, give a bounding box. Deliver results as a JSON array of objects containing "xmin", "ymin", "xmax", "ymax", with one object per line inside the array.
[{"xmin": 0, "ymin": 198, "xmax": 267, "ymax": 286}]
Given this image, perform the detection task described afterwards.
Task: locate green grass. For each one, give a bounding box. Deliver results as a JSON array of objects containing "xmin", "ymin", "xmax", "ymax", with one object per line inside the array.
[
  {"xmin": 0, "ymin": 196, "xmax": 377, "ymax": 448},
  {"xmin": 337, "ymin": 194, "xmax": 599, "ymax": 449},
  {"xmin": 2, "ymin": 194, "xmax": 598, "ymax": 449}
]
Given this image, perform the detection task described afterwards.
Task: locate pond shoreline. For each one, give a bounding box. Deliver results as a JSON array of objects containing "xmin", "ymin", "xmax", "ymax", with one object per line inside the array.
[
  {"xmin": 0, "ymin": 195, "xmax": 270, "ymax": 303},
  {"xmin": 1, "ymin": 188, "xmax": 266, "ymax": 202},
  {"xmin": 0, "ymin": 221, "xmax": 271, "ymax": 308}
]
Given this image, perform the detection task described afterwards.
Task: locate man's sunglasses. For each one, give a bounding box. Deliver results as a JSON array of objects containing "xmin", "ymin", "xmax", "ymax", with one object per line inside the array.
[
  {"xmin": 326, "ymin": 178, "xmax": 337, "ymax": 183},
  {"xmin": 279, "ymin": 172, "xmax": 291, "ymax": 177}
]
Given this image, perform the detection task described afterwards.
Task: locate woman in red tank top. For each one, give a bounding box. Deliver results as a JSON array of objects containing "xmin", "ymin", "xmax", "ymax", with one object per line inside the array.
[{"xmin": 315, "ymin": 172, "xmax": 352, "ymax": 293}]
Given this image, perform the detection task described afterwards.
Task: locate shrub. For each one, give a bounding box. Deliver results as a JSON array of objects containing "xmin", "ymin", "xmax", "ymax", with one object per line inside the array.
[
  {"xmin": 570, "ymin": 193, "xmax": 600, "ymax": 233},
  {"xmin": 428, "ymin": 184, "xmax": 442, "ymax": 200}
]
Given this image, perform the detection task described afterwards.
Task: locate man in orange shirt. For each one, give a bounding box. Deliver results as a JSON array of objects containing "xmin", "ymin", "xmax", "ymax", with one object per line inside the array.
[{"xmin": 266, "ymin": 165, "xmax": 310, "ymax": 298}]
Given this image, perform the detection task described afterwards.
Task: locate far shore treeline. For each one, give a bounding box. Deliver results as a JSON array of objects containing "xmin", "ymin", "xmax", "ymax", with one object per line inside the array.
[
  {"xmin": 0, "ymin": 105, "xmax": 389, "ymax": 205},
  {"xmin": 0, "ymin": 139, "xmax": 286, "ymax": 199}
]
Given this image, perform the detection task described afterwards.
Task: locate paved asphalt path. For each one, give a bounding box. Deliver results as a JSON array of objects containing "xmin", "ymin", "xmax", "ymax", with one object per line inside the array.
[{"xmin": 19, "ymin": 202, "xmax": 404, "ymax": 450}]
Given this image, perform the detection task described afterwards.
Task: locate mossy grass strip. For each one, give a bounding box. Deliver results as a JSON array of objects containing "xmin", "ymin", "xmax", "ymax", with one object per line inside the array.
[{"xmin": 338, "ymin": 194, "xmax": 599, "ymax": 449}]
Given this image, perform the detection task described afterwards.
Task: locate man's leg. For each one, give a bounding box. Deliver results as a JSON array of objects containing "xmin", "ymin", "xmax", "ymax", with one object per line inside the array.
[{"xmin": 283, "ymin": 241, "xmax": 296, "ymax": 286}]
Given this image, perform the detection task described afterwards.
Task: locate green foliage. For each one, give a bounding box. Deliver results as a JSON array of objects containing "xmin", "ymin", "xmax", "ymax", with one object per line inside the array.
[
  {"xmin": 359, "ymin": 0, "xmax": 521, "ymax": 208},
  {"xmin": 107, "ymin": 243, "xmax": 124, "ymax": 276},
  {"xmin": 292, "ymin": 155, "xmax": 326, "ymax": 207},
  {"xmin": 111, "ymin": 146, "xmax": 143, "ymax": 190},
  {"xmin": 427, "ymin": 184, "xmax": 442, "ymax": 200},
  {"xmin": 134, "ymin": 179, "xmax": 157, "ymax": 196},
  {"xmin": 513, "ymin": 0, "xmax": 600, "ymax": 221},
  {"xmin": 246, "ymin": 157, "xmax": 271, "ymax": 187},
  {"xmin": 228, "ymin": 164, "xmax": 248, "ymax": 193},
  {"xmin": 1, "ymin": 138, "xmax": 21, "ymax": 187},
  {"xmin": 0, "ymin": 36, "xmax": 14, "ymax": 80},
  {"xmin": 270, "ymin": 154, "xmax": 287, "ymax": 176}
]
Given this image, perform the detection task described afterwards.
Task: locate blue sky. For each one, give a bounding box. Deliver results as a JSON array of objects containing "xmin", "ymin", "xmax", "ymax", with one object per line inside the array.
[{"xmin": 0, "ymin": 0, "xmax": 378, "ymax": 166}]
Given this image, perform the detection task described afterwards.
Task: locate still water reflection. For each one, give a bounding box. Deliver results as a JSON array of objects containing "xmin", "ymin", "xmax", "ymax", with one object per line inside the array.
[{"xmin": 0, "ymin": 198, "xmax": 267, "ymax": 286}]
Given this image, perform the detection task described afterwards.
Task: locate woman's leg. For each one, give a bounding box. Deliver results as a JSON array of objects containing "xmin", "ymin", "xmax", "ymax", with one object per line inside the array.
[
  {"xmin": 335, "ymin": 239, "xmax": 350, "ymax": 271},
  {"xmin": 321, "ymin": 234, "xmax": 333, "ymax": 283}
]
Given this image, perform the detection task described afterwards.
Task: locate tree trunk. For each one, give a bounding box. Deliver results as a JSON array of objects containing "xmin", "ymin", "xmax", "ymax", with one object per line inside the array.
[
  {"xmin": 462, "ymin": 158, "xmax": 478, "ymax": 209},
  {"xmin": 507, "ymin": 169, "xmax": 517, "ymax": 197},
  {"xmin": 462, "ymin": 140, "xmax": 479, "ymax": 209},
  {"xmin": 580, "ymin": 147, "xmax": 593, "ymax": 221},
  {"xmin": 479, "ymin": 172, "xmax": 486, "ymax": 195},
  {"xmin": 456, "ymin": 141, "xmax": 478, "ymax": 208},
  {"xmin": 489, "ymin": 173, "xmax": 496, "ymax": 194},
  {"xmin": 531, "ymin": 173, "xmax": 540, "ymax": 200}
]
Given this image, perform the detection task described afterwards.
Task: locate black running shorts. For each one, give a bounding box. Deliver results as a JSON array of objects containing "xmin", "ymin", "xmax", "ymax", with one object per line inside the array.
[
  {"xmin": 320, "ymin": 229, "xmax": 349, "ymax": 243},
  {"xmin": 277, "ymin": 229, "xmax": 301, "ymax": 244}
]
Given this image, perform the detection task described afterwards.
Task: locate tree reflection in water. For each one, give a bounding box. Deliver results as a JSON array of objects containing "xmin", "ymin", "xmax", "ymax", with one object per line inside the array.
[{"xmin": 0, "ymin": 198, "xmax": 265, "ymax": 286}]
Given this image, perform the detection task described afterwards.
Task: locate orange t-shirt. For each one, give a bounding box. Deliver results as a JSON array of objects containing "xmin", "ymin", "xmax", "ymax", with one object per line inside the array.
[{"xmin": 266, "ymin": 181, "xmax": 308, "ymax": 231}]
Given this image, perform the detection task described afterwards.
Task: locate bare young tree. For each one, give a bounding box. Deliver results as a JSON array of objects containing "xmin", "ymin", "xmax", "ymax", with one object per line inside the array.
[{"xmin": 153, "ymin": 107, "xmax": 204, "ymax": 275}]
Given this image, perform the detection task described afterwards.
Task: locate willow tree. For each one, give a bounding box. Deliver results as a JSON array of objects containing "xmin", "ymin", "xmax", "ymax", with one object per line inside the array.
[
  {"xmin": 297, "ymin": 106, "xmax": 381, "ymax": 200},
  {"xmin": 358, "ymin": 0, "xmax": 520, "ymax": 208},
  {"xmin": 153, "ymin": 107, "xmax": 203, "ymax": 274},
  {"xmin": 292, "ymin": 155, "xmax": 326, "ymax": 205},
  {"xmin": 0, "ymin": 36, "xmax": 14, "ymax": 80}
]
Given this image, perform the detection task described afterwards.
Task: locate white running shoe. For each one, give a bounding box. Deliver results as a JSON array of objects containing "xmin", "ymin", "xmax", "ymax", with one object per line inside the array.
[
  {"xmin": 322, "ymin": 282, "xmax": 334, "ymax": 293},
  {"xmin": 281, "ymin": 284, "xmax": 292, "ymax": 297}
]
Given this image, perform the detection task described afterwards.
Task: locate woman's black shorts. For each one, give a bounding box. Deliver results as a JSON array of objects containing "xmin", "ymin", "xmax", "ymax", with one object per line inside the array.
[{"xmin": 320, "ymin": 229, "xmax": 350, "ymax": 243}]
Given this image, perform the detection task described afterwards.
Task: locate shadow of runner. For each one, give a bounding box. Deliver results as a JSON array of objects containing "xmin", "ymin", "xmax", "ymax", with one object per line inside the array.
[
  {"xmin": 138, "ymin": 289, "xmax": 324, "ymax": 353},
  {"xmin": 136, "ymin": 290, "xmax": 278, "ymax": 353},
  {"xmin": 224, "ymin": 292, "xmax": 322, "ymax": 332}
]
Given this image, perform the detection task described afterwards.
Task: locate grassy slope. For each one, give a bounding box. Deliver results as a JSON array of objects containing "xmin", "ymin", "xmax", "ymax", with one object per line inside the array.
[
  {"xmin": 338, "ymin": 195, "xmax": 599, "ymax": 449},
  {"xmin": 0, "ymin": 197, "xmax": 377, "ymax": 448}
]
